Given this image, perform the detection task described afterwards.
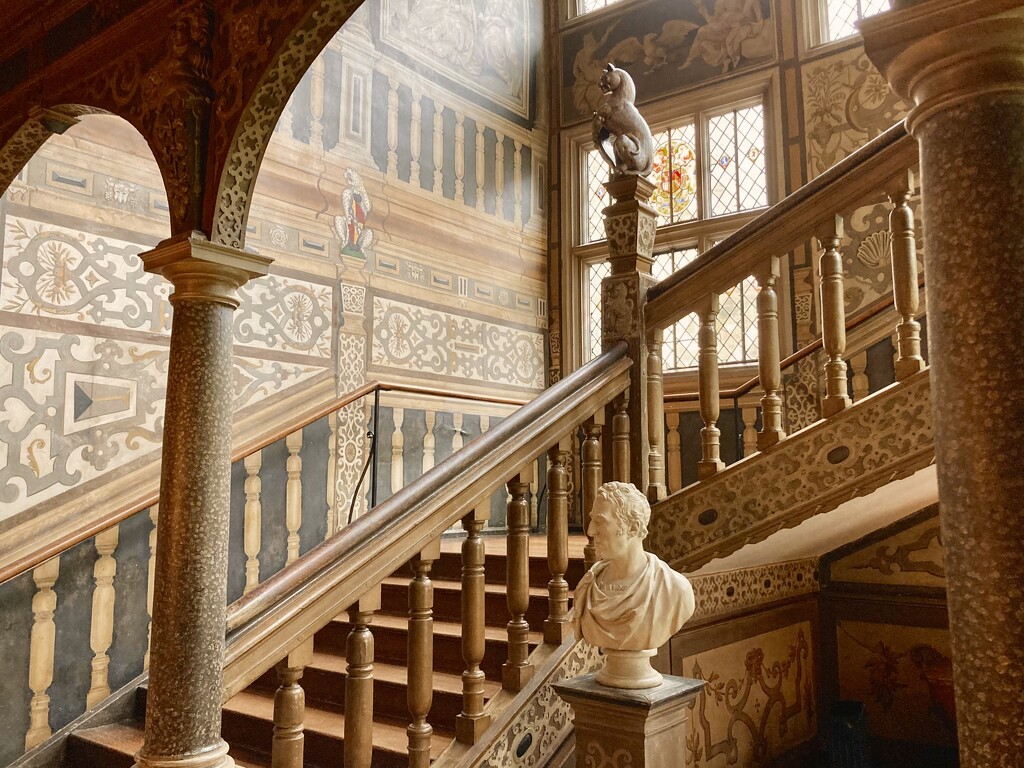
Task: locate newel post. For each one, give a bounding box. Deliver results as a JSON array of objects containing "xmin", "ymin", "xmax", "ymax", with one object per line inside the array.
[{"xmin": 600, "ymin": 175, "xmax": 660, "ymax": 498}]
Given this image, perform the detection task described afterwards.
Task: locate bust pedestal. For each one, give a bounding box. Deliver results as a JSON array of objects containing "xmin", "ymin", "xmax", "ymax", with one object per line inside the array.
[{"xmin": 553, "ymin": 673, "xmax": 705, "ymax": 768}]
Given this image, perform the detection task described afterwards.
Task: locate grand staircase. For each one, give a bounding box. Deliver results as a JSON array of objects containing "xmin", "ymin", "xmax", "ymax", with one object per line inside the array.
[{"xmin": 68, "ymin": 541, "xmax": 585, "ymax": 767}]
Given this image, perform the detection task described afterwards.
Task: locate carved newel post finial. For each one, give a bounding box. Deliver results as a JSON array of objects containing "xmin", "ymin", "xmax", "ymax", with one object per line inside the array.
[
  {"xmin": 591, "ymin": 65, "xmax": 654, "ymax": 179},
  {"xmin": 572, "ymin": 482, "xmax": 696, "ymax": 689}
]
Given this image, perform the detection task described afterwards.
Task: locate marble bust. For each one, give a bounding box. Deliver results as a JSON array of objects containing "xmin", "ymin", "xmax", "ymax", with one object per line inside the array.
[{"xmin": 573, "ymin": 482, "xmax": 695, "ymax": 688}]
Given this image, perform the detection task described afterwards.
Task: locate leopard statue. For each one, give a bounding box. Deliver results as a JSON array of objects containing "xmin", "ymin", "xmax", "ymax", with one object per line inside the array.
[{"xmin": 591, "ymin": 64, "xmax": 654, "ymax": 179}]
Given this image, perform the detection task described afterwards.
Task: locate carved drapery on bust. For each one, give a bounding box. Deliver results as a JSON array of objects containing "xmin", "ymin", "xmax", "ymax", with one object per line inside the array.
[
  {"xmin": 573, "ymin": 482, "xmax": 695, "ymax": 688},
  {"xmin": 591, "ymin": 65, "xmax": 654, "ymax": 179}
]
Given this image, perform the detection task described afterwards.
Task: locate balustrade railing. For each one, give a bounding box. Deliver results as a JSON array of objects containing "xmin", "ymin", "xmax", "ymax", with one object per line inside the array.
[
  {"xmin": 219, "ymin": 343, "xmax": 631, "ymax": 766},
  {"xmin": 642, "ymin": 121, "xmax": 922, "ymax": 481}
]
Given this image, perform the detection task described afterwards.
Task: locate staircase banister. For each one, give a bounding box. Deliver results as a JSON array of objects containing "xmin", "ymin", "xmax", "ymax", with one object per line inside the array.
[
  {"xmin": 645, "ymin": 120, "xmax": 916, "ymax": 331},
  {"xmin": 220, "ymin": 342, "xmax": 632, "ymax": 699}
]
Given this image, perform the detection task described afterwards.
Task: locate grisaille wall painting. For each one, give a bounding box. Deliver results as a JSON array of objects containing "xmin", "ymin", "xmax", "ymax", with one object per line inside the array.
[
  {"xmin": 562, "ymin": 0, "xmax": 776, "ymax": 124},
  {"xmin": 379, "ymin": 0, "xmax": 537, "ymax": 122}
]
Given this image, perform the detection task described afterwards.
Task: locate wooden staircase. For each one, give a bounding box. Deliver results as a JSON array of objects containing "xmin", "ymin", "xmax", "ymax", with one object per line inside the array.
[{"xmin": 67, "ymin": 539, "xmax": 585, "ymax": 768}]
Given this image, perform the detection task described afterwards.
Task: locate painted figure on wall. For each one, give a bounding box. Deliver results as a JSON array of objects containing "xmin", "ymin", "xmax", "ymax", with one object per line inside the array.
[
  {"xmin": 334, "ymin": 168, "xmax": 374, "ymax": 257},
  {"xmin": 680, "ymin": 0, "xmax": 773, "ymax": 73}
]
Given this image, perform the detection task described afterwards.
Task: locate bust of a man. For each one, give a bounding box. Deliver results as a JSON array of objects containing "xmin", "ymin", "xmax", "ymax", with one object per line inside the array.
[{"xmin": 573, "ymin": 481, "xmax": 695, "ymax": 687}]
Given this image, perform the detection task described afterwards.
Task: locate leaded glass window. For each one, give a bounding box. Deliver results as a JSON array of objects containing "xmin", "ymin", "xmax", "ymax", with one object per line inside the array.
[
  {"xmin": 584, "ymin": 149, "xmax": 610, "ymax": 243},
  {"xmin": 708, "ymin": 105, "xmax": 768, "ymax": 217},
  {"xmin": 576, "ymin": 0, "xmax": 625, "ymax": 16},
  {"xmin": 820, "ymin": 0, "xmax": 891, "ymax": 43},
  {"xmin": 582, "ymin": 104, "xmax": 766, "ymax": 243},
  {"xmin": 587, "ymin": 247, "xmax": 760, "ymax": 369},
  {"xmin": 587, "ymin": 260, "xmax": 611, "ymax": 361}
]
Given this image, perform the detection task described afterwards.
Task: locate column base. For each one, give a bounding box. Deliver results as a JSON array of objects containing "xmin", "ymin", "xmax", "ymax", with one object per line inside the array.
[
  {"xmin": 135, "ymin": 739, "xmax": 234, "ymax": 768},
  {"xmin": 502, "ymin": 662, "xmax": 535, "ymax": 692},
  {"xmin": 455, "ymin": 713, "xmax": 492, "ymax": 744},
  {"xmin": 696, "ymin": 459, "xmax": 723, "ymax": 480},
  {"xmin": 554, "ymin": 673, "xmax": 705, "ymax": 768},
  {"xmin": 756, "ymin": 429, "xmax": 786, "ymax": 452},
  {"xmin": 821, "ymin": 395, "xmax": 850, "ymax": 418}
]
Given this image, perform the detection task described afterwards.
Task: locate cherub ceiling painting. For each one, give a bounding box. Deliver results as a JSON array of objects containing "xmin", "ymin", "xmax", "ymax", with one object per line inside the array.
[{"xmin": 563, "ymin": 0, "xmax": 776, "ymax": 123}]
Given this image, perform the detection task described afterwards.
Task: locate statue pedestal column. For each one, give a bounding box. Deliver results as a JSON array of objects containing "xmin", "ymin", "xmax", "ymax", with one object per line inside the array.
[{"xmin": 553, "ymin": 673, "xmax": 704, "ymax": 768}]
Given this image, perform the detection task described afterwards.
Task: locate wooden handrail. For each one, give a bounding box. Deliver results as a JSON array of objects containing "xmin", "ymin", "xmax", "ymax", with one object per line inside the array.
[
  {"xmin": 664, "ymin": 285, "xmax": 920, "ymax": 403},
  {"xmin": 645, "ymin": 121, "xmax": 917, "ymax": 330},
  {"xmin": 220, "ymin": 342, "xmax": 632, "ymax": 699},
  {"xmin": 0, "ymin": 380, "xmax": 531, "ymax": 586}
]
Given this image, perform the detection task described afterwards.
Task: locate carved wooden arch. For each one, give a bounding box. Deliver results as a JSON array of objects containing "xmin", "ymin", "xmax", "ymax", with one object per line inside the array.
[
  {"xmin": 0, "ymin": 105, "xmax": 111, "ymax": 199},
  {"xmin": 208, "ymin": 0, "xmax": 366, "ymax": 248}
]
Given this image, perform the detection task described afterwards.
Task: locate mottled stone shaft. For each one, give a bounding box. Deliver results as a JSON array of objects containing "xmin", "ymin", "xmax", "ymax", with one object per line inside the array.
[
  {"xmin": 917, "ymin": 96, "xmax": 1024, "ymax": 768},
  {"xmin": 140, "ymin": 297, "xmax": 236, "ymax": 766}
]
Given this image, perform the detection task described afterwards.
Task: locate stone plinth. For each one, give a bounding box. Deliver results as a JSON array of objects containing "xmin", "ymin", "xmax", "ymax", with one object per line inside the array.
[{"xmin": 553, "ymin": 673, "xmax": 704, "ymax": 768}]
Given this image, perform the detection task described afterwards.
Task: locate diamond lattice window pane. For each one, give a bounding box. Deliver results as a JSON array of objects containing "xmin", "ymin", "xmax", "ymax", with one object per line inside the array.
[
  {"xmin": 708, "ymin": 107, "xmax": 766, "ymax": 217},
  {"xmin": 825, "ymin": 0, "xmax": 861, "ymax": 41},
  {"xmin": 587, "ymin": 260, "xmax": 611, "ymax": 361},
  {"xmin": 585, "ymin": 150, "xmax": 610, "ymax": 243},
  {"xmin": 861, "ymin": 0, "xmax": 891, "ymax": 17},
  {"xmin": 719, "ymin": 284, "xmax": 745, "ymax": 363},
  {"xmin": 735, "ymin": 106, "xmax": 768, "ymax": 211},
  {"xmin": 578, "ymin": 0, "xmax": 625, "ymax": 15},
  {"xmin": 743, "ymin": 276, "xmax": 760, "ymax": 357}
]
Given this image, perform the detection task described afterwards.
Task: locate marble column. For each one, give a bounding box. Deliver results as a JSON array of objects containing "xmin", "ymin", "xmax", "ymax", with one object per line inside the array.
[
  {"xmin": 599, "ymin": 175, "xmax": 658, "ymax": 494},
  {"xmin": 862, "ymin": 4, "xmax": 1024, "ymax": 765},
  {"xmin": 136, "ymin": 234, "xmax": 271, "ymax": 768}
]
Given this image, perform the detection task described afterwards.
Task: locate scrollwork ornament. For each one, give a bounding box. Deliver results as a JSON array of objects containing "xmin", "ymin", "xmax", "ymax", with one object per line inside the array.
[{"xmin": 584, "ymin": 743, "xmax": 635, "ymax": 768}]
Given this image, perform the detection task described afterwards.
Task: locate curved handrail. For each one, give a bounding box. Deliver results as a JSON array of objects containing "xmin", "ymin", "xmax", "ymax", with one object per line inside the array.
[
  {"xmin": 645, "ymin": 121, "xmax": 917, "ymax": 331},
  {"xmin": 220, "ymin": 341, "xmax": 632, "ymax": 698}
]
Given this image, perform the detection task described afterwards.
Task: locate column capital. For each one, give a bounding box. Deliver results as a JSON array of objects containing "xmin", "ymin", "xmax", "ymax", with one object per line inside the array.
[
  {"xmin": 142, "ymin": 231, "xmax": 273, "ymax": 307},
  {"xmin": 861, "ymin": 0, "xmax": 1024, "ymax": 132},
  {"xmin": 602, "ymin": 175, "xmax": 658, "ymax": 275}
]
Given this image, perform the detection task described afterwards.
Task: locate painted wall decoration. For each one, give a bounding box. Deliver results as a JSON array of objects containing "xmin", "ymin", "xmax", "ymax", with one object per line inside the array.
[
  {"xmin": 377, "ymin": 0, "xmax": 537, "ymax": 122},
  {"xmin": 370, "ymin": 294, "xmax": 545, "ymax": 388},
  {"xmin": 333, "ymin": 168, "xmax": 374, "ymax": 258},
  {"xmin": 680, "ymin": 621, "xmax": 816, "ymax": 767},
  {"xmin": 802, "ymin": 48, "xmax": 911, "ymax": 178},
  {"xmin": 830, "ymin": 513, "xmax": 944, "ymax": 588},
  {"xmin": 561, "ymin": 0, "xmax": 776, "ymax": 124},
  {"xmin": 836, "ymin": 620, "xmax": 955, "ymax": 748}
]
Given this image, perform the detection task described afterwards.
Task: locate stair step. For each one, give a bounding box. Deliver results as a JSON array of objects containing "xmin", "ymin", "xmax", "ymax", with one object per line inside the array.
[
  {"xmin": 318, "ymin": 612, "xmax": 543, "ymax": 679},
  {"xmin": 223, "ymin": 689, "xmax": 449, "ymax": 768},
  {"xmin": 68, "ymin": 721, "xmax": 267, "ymax": 768},
  {"xmin": 250, "ymin": 652, "xmax": 501, "ymax": 729},
  {"xmin": 379, "ymin": 576, "xmax": 551, "ymax": 628}
]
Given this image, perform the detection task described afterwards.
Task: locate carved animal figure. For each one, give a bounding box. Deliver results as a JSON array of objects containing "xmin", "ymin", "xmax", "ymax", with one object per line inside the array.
[{"xmin": 591, "ymin": 64, "xmax": 654, "ymax": 178}]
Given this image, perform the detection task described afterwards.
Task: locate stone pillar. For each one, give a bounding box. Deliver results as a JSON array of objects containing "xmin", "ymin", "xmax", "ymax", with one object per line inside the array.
[
  {"xmin": 135, "ymin": 234, "xmax": 271, "ymax": 768},
  {"xmin": 862, "ymin": 4, "xmax": 1024, "ymax": 765},
  {"xmin": 553, "ymin": 674, "xmax": 704, "ymax": 768},
  {"xmin": 600, "ymin": 175, "xmax": 658, "ymax": 493}
]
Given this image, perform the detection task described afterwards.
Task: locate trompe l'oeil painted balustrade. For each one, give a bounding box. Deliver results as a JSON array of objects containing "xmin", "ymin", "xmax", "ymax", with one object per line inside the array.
[
  {"xmin": 642, "ymin": 121, "xmax": 922, "ymax": 480},
  {"xmin": 218, "ymin": 343, "xmax": 632, "ymax": 768}
]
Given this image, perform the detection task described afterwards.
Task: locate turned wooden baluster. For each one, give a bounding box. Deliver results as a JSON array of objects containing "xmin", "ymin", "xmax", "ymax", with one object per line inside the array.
[
  {"xmin": 581, "ymin": 420, "xmax": 603, "ymax": 571},
  {"xmin": 271, "ymin": 637, "xmax": 313, "ymax": 768},
  {"xmin": 503, "ymin": 475, "xmax": 534, "ymax": 691},
  {"xmin": 344, "ymin": 585, "xmax": 381, "ymax": 768},
  {"xmin": 817, "ymin": 215, "xmax": 851, "ymax": 417},
  {"xmin": 545, "ymin": 443, "xmax": 571, "ymax": 645},
  {"xmin": 755, "ymin": 256, "xmax": 786, "ymax": 450},
  {"xmin": 696, "ymin": 294, "xmax": 725, "ymax": 479},
  {"xmin": 456, "ymin": 507, "xmax": 491, "ymax": 744},
  {"xmin": 646, "ymin": 327, "xmax": 667, "ymax": 501},
  {"xmin": 408, "ymin": 540, "xmax": 440, "ymax": 768},
  {"xmin": 612, "ymin": 392, "xmax": 630, "ymax": 483},
  {"xmin": 243, "ymin": 451, "xmax": 262, "ymax": 593},
  {"xmin": 886, "ymin": 169, "xmax": 925, "ymax": 381},
  {"xmin": 665, "ymin": 412, "xmax": 682, "ymax": 493},
  {"xmin": 285, "ymin": 430, "xmax": 302, "ymax": 564}
]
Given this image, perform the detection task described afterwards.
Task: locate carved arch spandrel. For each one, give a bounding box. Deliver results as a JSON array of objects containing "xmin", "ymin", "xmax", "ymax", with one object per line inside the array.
[{"xmin": 208, "ymin": 0, "xmax": 366, "ymax": 248}]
